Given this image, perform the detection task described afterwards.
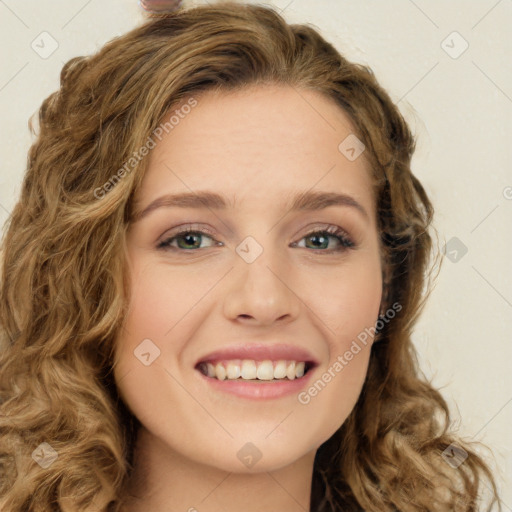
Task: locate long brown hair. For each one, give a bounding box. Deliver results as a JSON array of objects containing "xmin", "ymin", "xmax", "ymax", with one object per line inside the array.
[{"xmin": 0, "ymin": 2, "xmax": 502, "ymax": 510}]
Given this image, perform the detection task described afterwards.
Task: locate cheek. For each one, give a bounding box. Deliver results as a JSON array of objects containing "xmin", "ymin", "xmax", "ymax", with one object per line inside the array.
[
  {"xmin": 113, "ymin": 257, "xmax": 219, "ymax": 386},
  {"xmin": 121, "ymin": 265, "xmax": 171, "ymax": 340},
  {"xmin": 113, "ymin": 261, "xmax": 176, "ymax": 381},
  {"xmin": 119, "ymin": 255, "xmax": 202, "ymax": 341},
  {"xmin": 112, "ymin": 260, "xmax": 192, "ymax": 423},
  {"xmin": 299, "ymin": 249, "xmax": 381, "ymax": 426},
  {"xmin": 309, "ymin": 249, "xmax": 383, "ymax": 344}
]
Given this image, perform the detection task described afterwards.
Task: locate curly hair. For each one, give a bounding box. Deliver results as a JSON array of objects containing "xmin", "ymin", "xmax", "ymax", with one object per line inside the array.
[{"xmin": 0, "ymin": 2, "xmax": 502, "ymax": 511}]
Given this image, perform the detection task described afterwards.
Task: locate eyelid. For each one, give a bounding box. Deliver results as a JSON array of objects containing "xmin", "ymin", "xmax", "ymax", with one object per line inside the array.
[
  {"xmin": 159, "ymin": 223, "xmax": 352, "ymax": 242},
  {"xmin": 156, "ymin": 223, "xmax": 221, "ymax": 251},
  {"xmin": 294, "ymin": 224, "xmax": 355, "ymax": 249},
  {"xmin": 160, "ymin": 223, "xmax": 217, "ymax": 240},
  {"xmin": 157, "ymin": 222, "xmax": 357, "ymax": 252}
]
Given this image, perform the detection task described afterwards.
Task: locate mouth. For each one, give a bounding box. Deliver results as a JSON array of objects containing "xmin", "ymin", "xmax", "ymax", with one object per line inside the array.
[{"xmin": 195, "ymin": 359, "xmax": 317, "ymax": 382}]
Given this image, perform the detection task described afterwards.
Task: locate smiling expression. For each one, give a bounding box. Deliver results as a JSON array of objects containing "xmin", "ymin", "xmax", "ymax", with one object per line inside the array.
[{"xmin": 113, "ymin": 84, "xmax": 383, "ymax": 473}]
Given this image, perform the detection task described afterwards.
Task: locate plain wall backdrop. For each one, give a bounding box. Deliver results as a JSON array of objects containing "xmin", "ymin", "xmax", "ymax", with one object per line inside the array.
[{"xmin": 1, "ymin": 0, "xmax": 511, "ymax": 508}]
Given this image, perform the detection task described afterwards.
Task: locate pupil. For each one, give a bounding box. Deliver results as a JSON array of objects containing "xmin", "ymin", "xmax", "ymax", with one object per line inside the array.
[
  {"xmin": 180, "ymin": 234, "xmax": 200, "ymax": 249},
  {"xmin": 308, "ymin": 234, "xmax": 327, "ymax": 249}
]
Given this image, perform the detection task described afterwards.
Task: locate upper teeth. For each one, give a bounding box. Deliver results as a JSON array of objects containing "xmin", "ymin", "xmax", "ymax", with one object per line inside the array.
[{"xmin": 198, "ymin": 360, "xmax": 307, "ymax": 380}]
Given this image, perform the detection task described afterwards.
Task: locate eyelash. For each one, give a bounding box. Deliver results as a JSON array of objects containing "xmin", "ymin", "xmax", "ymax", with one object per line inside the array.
[{"xmin": 156, "ymin": 224, "xmax": 356, "ymax": 254}]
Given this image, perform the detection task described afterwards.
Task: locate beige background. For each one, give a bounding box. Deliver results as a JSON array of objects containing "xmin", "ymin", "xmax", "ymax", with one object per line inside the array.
[{"xmin": 0, "ymin": 0, "xmax": 510, "ymax": 507}]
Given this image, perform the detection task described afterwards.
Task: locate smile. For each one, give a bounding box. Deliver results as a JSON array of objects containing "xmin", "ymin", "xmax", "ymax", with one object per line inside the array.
[
  {"xmin": 197, "ymin": 359, "xmax": 312, "ymax": 381},
  {"xmin": 195, "ymin": 359, "xmax": 318, "ymax": 400}
]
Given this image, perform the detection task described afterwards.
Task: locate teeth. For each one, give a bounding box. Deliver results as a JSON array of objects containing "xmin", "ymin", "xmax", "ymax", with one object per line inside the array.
[
  {"xmin": 214, "ymin": 362, "xmax": 226, "ymax": 380},
  {"xmin": 241, "ymin": 360, "xmax": 257, "ymax": 380},
  {"xmin": 199, "ymin": 359, "xmax": 310, "ymax": 381},
  {"xmin": 226, "ymin": 362, "xmax": 240, "ymax": 379},
  {"xmin": 206, "ymin": 362, "xmax": 215, "ymax": 378},
  {"xmin": 256, "ymin": 360, "xmax": 274, "ymax": 381},
  {"xmin": 273, "ymin": 360, "xmax": 287, "ymax": 379}
]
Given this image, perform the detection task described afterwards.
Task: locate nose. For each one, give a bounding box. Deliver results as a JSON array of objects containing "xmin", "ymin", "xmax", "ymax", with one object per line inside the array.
[{"xmin": 222, "ymin": 250, "xmax": 301, "ymax": 327}]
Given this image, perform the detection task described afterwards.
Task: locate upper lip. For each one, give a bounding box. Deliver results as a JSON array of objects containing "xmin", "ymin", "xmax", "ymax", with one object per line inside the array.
[{"xmin": 195, "ymin": 343, "xmax": 320, "ymax": 367}]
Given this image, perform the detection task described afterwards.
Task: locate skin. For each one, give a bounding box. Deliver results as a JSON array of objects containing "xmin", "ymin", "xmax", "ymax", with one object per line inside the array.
[{"xmin": 113, "ymin": 84, "xmax": 383, "ymax": 512}]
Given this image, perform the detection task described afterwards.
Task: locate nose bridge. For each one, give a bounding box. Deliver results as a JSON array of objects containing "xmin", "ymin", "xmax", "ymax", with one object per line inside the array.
[{"xmin": 223, "ymin": 233, "xmax": 300, "ymax": 325}]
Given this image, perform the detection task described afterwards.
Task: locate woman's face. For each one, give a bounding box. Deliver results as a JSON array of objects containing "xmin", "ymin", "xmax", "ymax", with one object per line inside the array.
[{"xmin": 114, "ymin": 84, "xmax": 383, "ymax": 473}]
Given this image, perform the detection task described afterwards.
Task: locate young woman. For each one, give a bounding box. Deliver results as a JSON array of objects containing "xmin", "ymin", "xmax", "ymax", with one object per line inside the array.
[{"xmin": 0, "ymin": 2, "xmax": 502, "ymax": 511}]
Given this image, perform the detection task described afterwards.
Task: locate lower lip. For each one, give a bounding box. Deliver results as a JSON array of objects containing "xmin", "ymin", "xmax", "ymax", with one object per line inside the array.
[{"xmin": 195, "ymin": 366, "xmax": 316, "ymax": 400}]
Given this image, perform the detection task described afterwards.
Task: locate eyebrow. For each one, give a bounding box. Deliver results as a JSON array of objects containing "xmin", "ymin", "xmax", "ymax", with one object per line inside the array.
[{"xmin": 130, "ymin": 190, "xmax": 369, "ymax": 223}]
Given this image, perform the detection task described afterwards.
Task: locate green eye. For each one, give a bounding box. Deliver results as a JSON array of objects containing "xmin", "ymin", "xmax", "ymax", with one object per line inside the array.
[
  {"xmin": 298, "ymin": 229, "xmax": 354, "ymax": 251},
  {"xmin": 157, "ymin": 225, "xmax": 355, "ymax": 253},
  {"xmin": 158, "ymin": 231, "xmax": 217, "ymax": 250}
]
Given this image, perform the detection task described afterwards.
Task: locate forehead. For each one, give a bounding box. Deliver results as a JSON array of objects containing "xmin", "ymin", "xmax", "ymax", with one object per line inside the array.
[{"xmin": 133, "ymin": 84, "xmax": 376, "ymax": 219}]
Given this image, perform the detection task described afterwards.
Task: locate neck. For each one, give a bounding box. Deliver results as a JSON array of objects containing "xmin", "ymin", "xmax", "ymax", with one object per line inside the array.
[{"xmin": 122, "ymin": 426, "xmax": 316, "ymax": 512}]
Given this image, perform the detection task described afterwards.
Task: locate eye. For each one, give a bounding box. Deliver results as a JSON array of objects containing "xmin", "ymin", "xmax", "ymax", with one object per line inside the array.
[
  {"xmin": 292, "ymin": 225, "xmax": 355, "ymax": 253},
  {"xmin": 156, "ymin": 224, "xmax": 356, "ymax": 253},
  {"xmin": 157, "ymin": 227, "xmax": 220, "ymax": 251}
]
